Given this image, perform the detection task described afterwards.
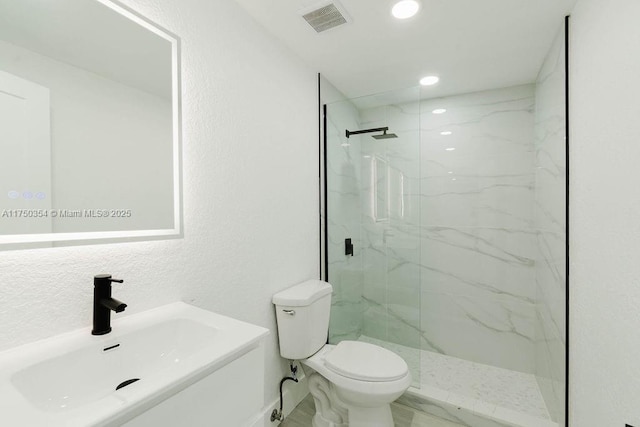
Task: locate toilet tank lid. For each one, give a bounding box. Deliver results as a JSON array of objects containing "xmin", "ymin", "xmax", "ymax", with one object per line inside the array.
[{"xmin": 272, "ymin": 280, "xmax": 332, "ymax": 307}]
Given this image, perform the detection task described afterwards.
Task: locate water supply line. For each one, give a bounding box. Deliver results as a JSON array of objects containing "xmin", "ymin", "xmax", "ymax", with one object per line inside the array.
[{"xmin": 270, "ymin": 362, "xmax": 299, "ymax": 422}]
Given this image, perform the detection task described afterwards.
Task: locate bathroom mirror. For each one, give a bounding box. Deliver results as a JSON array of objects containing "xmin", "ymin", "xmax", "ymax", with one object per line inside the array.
[{"xmin": 0, "ymin": 0, "xmax": 181, "ymax": 248}]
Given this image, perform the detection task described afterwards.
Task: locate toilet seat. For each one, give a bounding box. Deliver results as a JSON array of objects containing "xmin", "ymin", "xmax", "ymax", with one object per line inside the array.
[
  {"xmin": 324, "ymin": 341, "xmax": 408, "ymax": 382},
  {"xmin": 302, "ymin": 343, "xmax": 412, "ymax": 398}
]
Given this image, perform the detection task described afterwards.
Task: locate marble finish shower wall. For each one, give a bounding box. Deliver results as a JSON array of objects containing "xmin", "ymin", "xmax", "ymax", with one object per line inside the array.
[
  {"xmin": 533, "ymin": 27, "xmax": 566, "ymax": 424},
  {"xmin": 358, "ymin": 101, "xmax": 422, "ymax": 349},
  {"xmin": 325, "ymin": 98, "xmax": 365, "ymax": 342},
  {"xmin": 419, "ymin": 86, "xmax": 537, "ymax": 373},
  {"xmin": 327, "ymin": 85, "xmax": 542, "ymax": 376}
]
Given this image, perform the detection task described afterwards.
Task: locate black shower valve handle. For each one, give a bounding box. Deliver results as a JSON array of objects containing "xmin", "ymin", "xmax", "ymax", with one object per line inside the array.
[{"xmin": 345, "ymin": 238, "xmax": 354, "ymax": 256}]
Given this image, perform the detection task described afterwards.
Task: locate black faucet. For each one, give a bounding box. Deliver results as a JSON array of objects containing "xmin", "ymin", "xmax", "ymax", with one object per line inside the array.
[{"xmin": 92, "ymin": 274, "xmax": 127, "ymax": 335}]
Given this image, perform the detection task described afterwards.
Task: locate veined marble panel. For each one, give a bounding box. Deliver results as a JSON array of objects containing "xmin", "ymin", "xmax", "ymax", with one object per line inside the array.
[
  {"xmin": 420, "ymin": 290, "xmax": 535, "ymax": 372},
  {"xmin": 534, "ymin": 174, "xmax": 565, "ymax": 236},
  {"xmin": 420, "ymin": 86, "xmax": 535, "ymax": 156},
  {"xmin": 360, "ymin": 223, "xmax": 422, "ymax": 349},
  {"xmin": 326, "ymin": 98, "xmax": 365, "ymax": 342},
  {"xmin": 533, "ymin": 23, "xmax": 567, "ymax": 426},
  {"xmin": 534, "ymin": 295, "xmax": 565, "ymax": 424},
  {"xmin": 420, "ymin": 174, "xmax": 535, "ymax": 229},
  {"xmin": 362, "ymin": 299, "xmax": 421, "ymax": 351},
  {"xmin": 415, "ymin": 84, "xmax": 537, "ymax": 374},
  {"xmin": 536, "ymin": 230, "xmax": 566, "ymax": 339},
  {"xmin": 327, "ymin": 83, "xmax": 548, "ymax": 394},
  {"xmin": 420, "ymin": 226, "xmax": 535, "ymax": 301}
]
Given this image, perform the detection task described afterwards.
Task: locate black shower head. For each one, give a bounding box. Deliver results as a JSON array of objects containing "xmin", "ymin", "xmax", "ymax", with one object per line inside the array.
[{"xmin": 372, "ymin": 130, "xmax": 398, "ymax": 139}]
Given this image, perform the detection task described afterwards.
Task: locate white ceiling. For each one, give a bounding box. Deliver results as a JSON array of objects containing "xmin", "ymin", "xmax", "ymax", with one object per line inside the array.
[{"xmin": 234, "ymin": 0, "xmax": 577, "ymax": 100}]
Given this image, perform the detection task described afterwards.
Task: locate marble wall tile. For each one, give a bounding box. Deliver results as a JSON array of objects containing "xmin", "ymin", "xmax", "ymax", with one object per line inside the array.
[
  {"xmin": 420, "ymin": 227, "xmax": 535, "ymax": 301},
  {"xmin": 328, "ymin": 84, "xmax": 545, "ymax": 382},
  {"xmin": 414, "ymin": 85, "xmax": 537, "ymax": 373},
  {"xmin": 325, "ymin": 98, "xmax": 365, "ymax": 343},
  {"xmin": 534, "ymin": 304, "xmax": 565, "ymax": 424},
  {"xmin": 420, "ymin": 290, "xmax": 535, "ymax": 372},
  {"xmin": 533, "ymin": 24, "xmax": 567, "ymax": 425},
  {"xmin": 536, "ymin": 231, "xmax": 566, "ymax": 339},
  {"xmin": 354, "ymin": 97, "xmax": 424, "ymax": 350}
]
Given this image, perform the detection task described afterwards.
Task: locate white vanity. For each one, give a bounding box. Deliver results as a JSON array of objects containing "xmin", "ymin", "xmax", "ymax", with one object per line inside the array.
[{"xmin": 0, "ymin": 303, "xmax": 269, "ymax": 426}]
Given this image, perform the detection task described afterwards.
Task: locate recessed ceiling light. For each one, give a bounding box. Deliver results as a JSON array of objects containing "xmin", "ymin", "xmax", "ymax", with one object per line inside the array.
[
  {"xmin": 432, "ymin": 108, "xmax": 447, "ymax": 114},
  {"xmin": 392, "ymin": 0, "xmax": 420, "ymax": 19},
  {"xmin": 440, "ymin": 131, "xmax": 452, "ymax": 136},
  {"xmin": 445, "ymin": 147, "xmax": 456, "ymax": 151},
  {"xmin": 420, "ymin": 75, "xmax": 439, "ymax": 86}
]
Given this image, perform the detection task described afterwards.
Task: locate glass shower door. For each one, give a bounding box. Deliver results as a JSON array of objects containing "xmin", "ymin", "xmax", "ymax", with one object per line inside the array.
[{"xmin": 325, "ymin": 87, "xmax": 422, "ymax": 387}]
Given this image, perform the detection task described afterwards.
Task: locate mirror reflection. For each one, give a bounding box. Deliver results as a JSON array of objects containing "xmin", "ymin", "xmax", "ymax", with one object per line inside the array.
[{"xmin": 0, "ymin": 0, "xmax": 179, "ymax": 245}]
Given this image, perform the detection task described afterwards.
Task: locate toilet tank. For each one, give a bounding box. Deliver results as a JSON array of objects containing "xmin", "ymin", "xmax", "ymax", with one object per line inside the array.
[{"xmin": 272, "ymin": 280, "xmax": 332, "ymax": 360}]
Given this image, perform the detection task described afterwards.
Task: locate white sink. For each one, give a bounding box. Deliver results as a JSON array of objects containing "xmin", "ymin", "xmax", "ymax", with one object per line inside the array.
[{"xmin": 0, "ymin": 302, "xmax": 269, "ymax": 426}]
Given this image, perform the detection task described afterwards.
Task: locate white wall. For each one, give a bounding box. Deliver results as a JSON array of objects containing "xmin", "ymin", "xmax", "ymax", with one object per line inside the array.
[
  {"xmin": 570, "ymin": 0, "xmax": 640, "ymax": 425},
  {"xmin": 0, "ymin": 0, "xmax": 318, "ymax": 411}
]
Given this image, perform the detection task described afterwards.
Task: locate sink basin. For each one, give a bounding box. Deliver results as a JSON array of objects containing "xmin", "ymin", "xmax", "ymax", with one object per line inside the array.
[
  {"xmin": 0, "ymin": 302, "xmax": 268, "ymax": 426},
  {"xmin": 12, "ymin": 318, "xmax": 218, "ymax": 412}
]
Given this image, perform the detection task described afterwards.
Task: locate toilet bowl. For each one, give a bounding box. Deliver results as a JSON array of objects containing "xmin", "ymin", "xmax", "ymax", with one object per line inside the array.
[
  {"xmin": 272, "ymin": 280, "xmax": 411, "ymax": 427},
  {"xmin": 302, "ymin": 342, "xmax": 411, "ymax": 427}
]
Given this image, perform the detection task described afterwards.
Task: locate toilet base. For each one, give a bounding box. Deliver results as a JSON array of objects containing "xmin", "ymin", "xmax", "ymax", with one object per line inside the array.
[
  {"xmin": 308, "ymin": 373, "xmax": 348, "ymax": 427},
  {"xmin": 307, "ymin": 372, "xmax": 395, "ymax": 427}
]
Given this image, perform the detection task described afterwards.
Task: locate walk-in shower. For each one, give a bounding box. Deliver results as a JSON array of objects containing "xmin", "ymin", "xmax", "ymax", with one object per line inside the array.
[{"xmin": 321, "ymin": 22, "xmax": 567, "ymax": 427}]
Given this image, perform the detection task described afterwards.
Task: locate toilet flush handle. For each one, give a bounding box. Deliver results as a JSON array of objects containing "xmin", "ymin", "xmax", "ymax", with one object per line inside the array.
[{"xmin": 282, "ymin": 309, "xmax": 296, "ymax": 316}]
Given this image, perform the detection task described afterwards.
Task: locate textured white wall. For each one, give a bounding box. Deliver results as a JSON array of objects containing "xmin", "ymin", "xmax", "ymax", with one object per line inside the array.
[
  {"xmin": 0, "ymin": 0, "xmax": 318, "ymax": 408},
  {"xmin": 570, "ymin": 0, "xmax": 640, "ymax": 425}
]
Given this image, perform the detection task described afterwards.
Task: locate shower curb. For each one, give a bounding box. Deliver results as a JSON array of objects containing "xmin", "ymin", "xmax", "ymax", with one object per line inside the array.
[{"xmin": 398, "ymin": 387, "xmax": 558, "ymax": 427}]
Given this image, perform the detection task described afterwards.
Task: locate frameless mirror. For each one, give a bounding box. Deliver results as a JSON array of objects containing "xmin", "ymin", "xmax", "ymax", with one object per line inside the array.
[{"xmin": 0, "ymin": 0, "xmax": 181, "ymax": 248}]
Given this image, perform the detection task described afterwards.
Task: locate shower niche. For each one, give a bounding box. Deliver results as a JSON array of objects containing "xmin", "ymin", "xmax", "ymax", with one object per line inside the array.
[{"xmin": 321, "ymin": 20, "xmax": 568, "ymax": 427}]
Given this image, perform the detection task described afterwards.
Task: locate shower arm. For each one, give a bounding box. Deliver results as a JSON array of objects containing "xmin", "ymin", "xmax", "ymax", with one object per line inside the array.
[{"xmin": 345, "ymin": 127, "xmax": 389, "ymax": 138}]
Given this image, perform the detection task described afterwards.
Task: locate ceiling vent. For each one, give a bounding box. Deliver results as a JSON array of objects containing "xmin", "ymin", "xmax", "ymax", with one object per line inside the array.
[{"xmin": 300, "ymin": 1, "xmax": 351, "ymax": 33}]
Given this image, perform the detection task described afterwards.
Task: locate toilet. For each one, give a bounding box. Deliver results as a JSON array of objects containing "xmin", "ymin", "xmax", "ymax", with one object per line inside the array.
[{"xmin": 273, "ymin": 279, "xmax": 411, "ymax": 427}]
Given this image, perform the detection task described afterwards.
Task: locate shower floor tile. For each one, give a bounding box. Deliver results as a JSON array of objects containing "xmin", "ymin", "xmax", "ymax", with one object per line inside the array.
[
  {"xmin": 359, "ymin": 335, "xmax": 554, "ymax": 425},
  {"xmin": 419, "ymin": 351, "xmax": 549, "ymax": 419}
]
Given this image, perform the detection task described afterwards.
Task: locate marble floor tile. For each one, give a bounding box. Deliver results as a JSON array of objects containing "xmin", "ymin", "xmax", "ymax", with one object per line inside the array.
[
  {"xmin": 281, "ymin": 394, "xmax": 465, "ymax": 427},
  {"xmin": 359, "ymin": 335, "xmax": 551, "ymax": 421}
]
